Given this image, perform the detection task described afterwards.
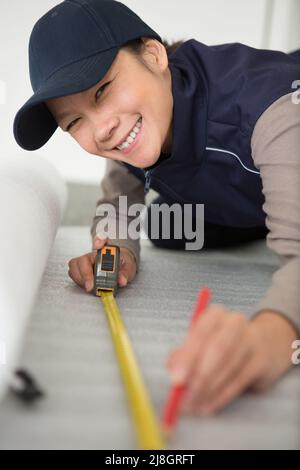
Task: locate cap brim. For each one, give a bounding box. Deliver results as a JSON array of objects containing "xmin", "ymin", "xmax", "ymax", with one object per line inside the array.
[{"xmin": 13, "ymin": 46, "xmax": 120, "ymax": 151}]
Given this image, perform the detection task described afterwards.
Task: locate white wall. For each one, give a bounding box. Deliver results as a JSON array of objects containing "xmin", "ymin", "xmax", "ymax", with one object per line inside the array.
[
  {"xmin": 1, "ymin": 0, "xmax": 299, "ymax": 184},
  {"xmin": 267, "ymin": 0, "xmax": 300, "ymax": 52}
]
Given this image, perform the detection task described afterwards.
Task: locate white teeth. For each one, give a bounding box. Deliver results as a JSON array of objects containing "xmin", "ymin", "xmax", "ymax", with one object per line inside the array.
[{"xmin": 116, "ymin": 117, "xmax": 142, "ymax": 150}]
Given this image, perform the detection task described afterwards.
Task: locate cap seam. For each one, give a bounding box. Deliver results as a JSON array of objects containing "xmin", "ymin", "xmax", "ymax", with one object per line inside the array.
[
  {"xmin": 29, "ymin": 41, "xmax": 43, "ymax": 89},
  {"xmin": 71, "ymin": 0, "xmax": 112, "ymax": 43},
  {"xmin": 44, "ymin": 44, "xmax": 120, "ymax": 83}
]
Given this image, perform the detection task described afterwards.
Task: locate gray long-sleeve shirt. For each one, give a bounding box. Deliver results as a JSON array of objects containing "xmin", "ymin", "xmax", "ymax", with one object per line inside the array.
[{"xmin": 90, "ymin": 92, "xmax": 300, "ymax": 334}]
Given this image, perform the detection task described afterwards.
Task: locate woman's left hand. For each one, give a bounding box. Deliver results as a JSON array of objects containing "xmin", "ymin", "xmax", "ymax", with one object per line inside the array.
[{"xmin": 166, "ymin": 305, "xmax": 298, "ymax": 415}]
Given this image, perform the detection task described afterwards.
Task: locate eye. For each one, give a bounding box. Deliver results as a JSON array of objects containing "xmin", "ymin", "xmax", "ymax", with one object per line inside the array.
[
  {"xmin": 95, "ymin": 81, "xmax": 111, "ymax": 100},
  {"xmin": 65, "ymin": 82, "xmax": 111, "ymax": 132},
  {"xmin": 65, "ymin": 118, "xmax": 79, "ymax": 132}
]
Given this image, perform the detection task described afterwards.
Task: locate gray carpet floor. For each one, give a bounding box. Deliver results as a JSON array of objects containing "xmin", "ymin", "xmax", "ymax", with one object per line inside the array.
[{"xmin": 0, "ymin": 226, "xmax": 299, "ymax": 449}]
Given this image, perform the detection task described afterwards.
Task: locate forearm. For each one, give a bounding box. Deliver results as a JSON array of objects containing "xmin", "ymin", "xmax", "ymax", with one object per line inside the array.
[
  {"xmin": 252, "ymin": 257, "xmax": 300, "ymax": 337},
  {"xmin": 90, "ymin": 158, "xmax": 145, "ymax": 269},
  {"xmin": 251, "ymin": 92, "xmax": 300, "ymax": 336}
]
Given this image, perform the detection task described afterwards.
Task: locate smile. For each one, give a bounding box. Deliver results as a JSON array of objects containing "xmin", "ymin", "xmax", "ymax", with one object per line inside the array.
[{"xmin": 114, "ymin": 117, "xmax": 143, "ymax": 155}]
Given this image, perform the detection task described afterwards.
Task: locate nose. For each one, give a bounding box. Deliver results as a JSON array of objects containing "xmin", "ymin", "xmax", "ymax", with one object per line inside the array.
[{"xmin": 93, "ymin": 115, "xmax": 119, "ymax": 150}]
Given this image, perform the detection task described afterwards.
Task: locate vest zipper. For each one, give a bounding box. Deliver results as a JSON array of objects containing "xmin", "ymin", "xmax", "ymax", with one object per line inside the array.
[{"xmin": 144, "ymin": 169, "xmax": 153, "ymax": 195}]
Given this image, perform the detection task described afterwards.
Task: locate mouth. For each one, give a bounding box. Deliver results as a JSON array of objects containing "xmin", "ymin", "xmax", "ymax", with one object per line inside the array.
[{"xmin": 112, "ymin": 117, "xmax": 143, "ymax": 155}]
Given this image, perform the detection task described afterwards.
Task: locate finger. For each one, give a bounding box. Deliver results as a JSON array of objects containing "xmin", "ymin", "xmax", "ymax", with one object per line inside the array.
[
  {"xmin": 194, "ymin": 344, "xmax": 252, "ymax": 413},
  {"xmin": 194, "ymin": 353, "xmax": 261, "ymax": 415},
  {"xmin": 168, "ymin": 305, "xmax": 226, "ymax": 383},
  {"xmin": 184, "ymin": 340, "xmax": 251, "ymax": 414},
  {"xmin": 121, "ymin": 258, "xmax": 136, "ymax": 282},
  {"xmin": 118, "ymin": 250, "xmax": 137, "ymax": 286},
  {"xmin": 117, "ymin": 263, "xmax": 132, "ymax": 286},
  {"xmin": 167, "ymin": 305, "xmax": 226, "ymax": 384},
  {"xmin": 185, "ymin": 313, "xmax": 248, "ymax": 406},
  {"xmin": 188, "ymin": 303, "xmax": 227, "ymax": 344},
  {"xmin": 92, "ymin": 235, "xmax": 109, "ymax": 250},
  {"xmin": 118, "ymin": 270, "xmax": 128, "ymax": 287},
  {"xmin": 112, "ymin": 250, "xmax": 130, "ymax": 286},
  {"xmin": 164, "ymin": 301, "xmax": 222, "ymax": 369},
  {"xmin": 166, "ymin": 348, "xmax": 182, "ymax": 369},
  {"xmin": 77, "ymin": 255, "xmax": 95, "ymax": 292},
  {"xmin": 68, "ymin": 258, "xmax": 85, "ymax": 289}
]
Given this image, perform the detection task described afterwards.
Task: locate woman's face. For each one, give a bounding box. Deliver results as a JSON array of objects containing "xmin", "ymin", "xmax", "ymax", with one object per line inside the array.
[{"xmin": 46, "ymin": 38, "xmax": 173, "ymax": 169}]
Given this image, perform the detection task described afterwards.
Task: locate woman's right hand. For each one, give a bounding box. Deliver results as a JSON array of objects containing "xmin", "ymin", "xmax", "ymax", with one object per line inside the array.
[{"xmin": 67, "ymin": 236, "xmax": 137, "ymax": 293}]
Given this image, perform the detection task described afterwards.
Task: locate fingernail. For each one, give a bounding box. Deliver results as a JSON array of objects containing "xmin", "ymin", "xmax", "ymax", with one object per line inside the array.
[
  {"xmin": 85, "ymin": 280, "xmax": 93, "ymax": 291},
  {"xmin": 170, "ymin": 367, "xmax": 187, "ymax": 384}
]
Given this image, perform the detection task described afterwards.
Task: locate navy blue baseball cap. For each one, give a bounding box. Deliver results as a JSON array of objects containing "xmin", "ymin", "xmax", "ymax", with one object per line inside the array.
[{"xmin": 13, "ymin": 0, "xmax": 162, "ymax": 151}]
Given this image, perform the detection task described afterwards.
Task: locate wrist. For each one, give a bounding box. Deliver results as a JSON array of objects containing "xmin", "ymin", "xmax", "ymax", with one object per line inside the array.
[
  {"xmin": 252, "ymin": 310, "xmax": 299, "ymax": 343},
  {"xmin": 252, "ymin": 310, "xmax": 298, "ymax": 371},
  {"xmin": 249, "ymin": 309, "xmax": 298, "ymax": 389}
]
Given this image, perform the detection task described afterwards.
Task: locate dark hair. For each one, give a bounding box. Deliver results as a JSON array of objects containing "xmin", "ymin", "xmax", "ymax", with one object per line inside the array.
[
  {"xmin": 123, "ymin": 37, "xmax": 185, "ymax": 58},
  {"xmin": 160, "ymin": 38, "xmax": 186, "ymax": 56}
]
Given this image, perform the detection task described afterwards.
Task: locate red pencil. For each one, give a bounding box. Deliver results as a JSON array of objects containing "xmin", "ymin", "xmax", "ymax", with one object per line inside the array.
[{"xmin": 161, "ymin": 287, "xmax": 211, "ymax": 435}]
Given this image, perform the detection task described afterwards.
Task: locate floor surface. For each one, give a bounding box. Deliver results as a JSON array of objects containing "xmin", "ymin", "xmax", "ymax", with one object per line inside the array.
[{"xmin": 0, "ymin": 227, "xmax": 299, "ymax": 449}]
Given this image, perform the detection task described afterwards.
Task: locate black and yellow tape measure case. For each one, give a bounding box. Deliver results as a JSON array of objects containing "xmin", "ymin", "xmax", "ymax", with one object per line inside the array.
[{"xmin": 94, "ymin": 245, "xmax": 120, "ymax": 297}]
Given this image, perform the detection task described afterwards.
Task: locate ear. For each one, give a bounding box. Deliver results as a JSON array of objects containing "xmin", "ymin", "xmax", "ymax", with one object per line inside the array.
[{"xmin": 140, "ymin": 37, "xmax": 169, "ymax": 73}]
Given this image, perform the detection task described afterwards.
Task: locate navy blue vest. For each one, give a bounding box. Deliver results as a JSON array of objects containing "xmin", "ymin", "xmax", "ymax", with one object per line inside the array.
[{"xmin": 124, "ymin": 39, "xmax": 300, "ymax": 227}]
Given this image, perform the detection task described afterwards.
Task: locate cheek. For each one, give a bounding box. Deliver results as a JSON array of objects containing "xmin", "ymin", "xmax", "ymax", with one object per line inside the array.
[
  {"xmin": 138, "ymin": 78, "xmax": 166, "ymax": 131},
  {"xmin": 73, "ymin": 128, "xmax": 96, "ymax": 154},
  {"xmin": 114, "ymin": 86, "xmax": 140, "ymax": 112},
  {"xmin": 150, "ymin": 83, "xmax": 168, "ymax": 119}
]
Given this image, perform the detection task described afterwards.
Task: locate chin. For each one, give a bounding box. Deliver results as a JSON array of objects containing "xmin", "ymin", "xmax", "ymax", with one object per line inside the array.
[
  {"xmin": 127, "ymin": 161, "xmax": 150, "ymax": 170},
  {"xmin": 127, "ymin": 153, "xmax": 160, "ymax": 170}
]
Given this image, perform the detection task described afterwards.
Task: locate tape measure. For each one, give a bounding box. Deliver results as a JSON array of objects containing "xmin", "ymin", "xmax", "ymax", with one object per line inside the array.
[
  {"xmin": 94, "ymin": 244, "xmax": 120, "ymax": 297},
  {"xmin": 93, "ymin": 244, "xmax": 166, "ymax": 450}
]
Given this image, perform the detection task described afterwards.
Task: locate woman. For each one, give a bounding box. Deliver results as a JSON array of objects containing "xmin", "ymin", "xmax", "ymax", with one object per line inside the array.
[{"xmin": 13, "ymin": 0, "xmax": 300, "ymax": 416}]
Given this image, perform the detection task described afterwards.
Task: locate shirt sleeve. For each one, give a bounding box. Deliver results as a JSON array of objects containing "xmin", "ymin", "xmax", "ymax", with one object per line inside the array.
[
  {"xmin": 90, "ymin": 158, "xmax": 145, "ymax": 269},
  {"xmin": 250, "ymin": 91, "xmax": 300, "ymax": 335}
]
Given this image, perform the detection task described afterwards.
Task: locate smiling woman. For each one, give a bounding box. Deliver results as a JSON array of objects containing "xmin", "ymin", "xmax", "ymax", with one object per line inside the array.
[
  {"xmin": 45, "ymin": 36, "xmax": 175, "ymax": 169},
  {"xmin": 12, "ymin": 0, "xmax": 300, "ymax": 424}
]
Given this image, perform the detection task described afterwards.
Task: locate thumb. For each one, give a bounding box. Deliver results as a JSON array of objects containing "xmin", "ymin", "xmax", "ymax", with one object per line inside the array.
[{"xmin": 92, "ymin": 235, "xmax": 109, "ymax": 250}]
